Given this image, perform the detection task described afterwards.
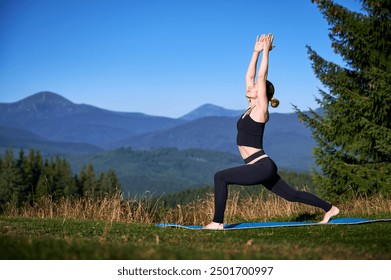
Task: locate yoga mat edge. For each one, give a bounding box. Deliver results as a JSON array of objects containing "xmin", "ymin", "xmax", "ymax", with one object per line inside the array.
[{"xmin": 155, "ymin": 218, "xmax": 391, "ymax": 230}]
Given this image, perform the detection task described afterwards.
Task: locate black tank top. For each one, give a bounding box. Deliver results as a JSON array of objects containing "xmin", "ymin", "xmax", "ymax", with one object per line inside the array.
[{"xmin": 236, "ymin": 114, "xmax": 265, "ymax": 149}]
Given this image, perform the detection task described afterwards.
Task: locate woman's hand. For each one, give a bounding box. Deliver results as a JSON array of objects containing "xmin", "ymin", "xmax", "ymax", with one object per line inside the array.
[
  {"xmin": 263, "ymin": 33, "xmax": 274, "ymax": 52},
  {"xmin": 253, "ymin": 34, "xmax": 265, "ymax": 53}
]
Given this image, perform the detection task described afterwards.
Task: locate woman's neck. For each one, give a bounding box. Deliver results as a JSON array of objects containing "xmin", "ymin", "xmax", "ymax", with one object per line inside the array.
[
  {"xmin": 244, "ymin": 100, "xmax": 256, "ymax": 117},
  {"xmin": 247, "ymin": 97, "xmax": 257, "ymax": 108}
]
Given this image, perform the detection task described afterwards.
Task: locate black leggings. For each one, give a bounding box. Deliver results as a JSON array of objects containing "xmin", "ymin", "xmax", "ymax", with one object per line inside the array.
[{"xmin": 212, "ymin": 156, "xmax": 332, "ymax": 223}]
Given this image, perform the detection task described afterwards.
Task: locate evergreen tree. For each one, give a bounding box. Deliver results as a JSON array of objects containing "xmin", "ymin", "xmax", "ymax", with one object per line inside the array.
[
  {"xmin": 35, "ymin": 159, "xmax": 56, "ymax": 198},
  {"xmin": 0, "ymin": 149, "xmax": 22, "ymax": 205},
  {"xmin": 24, "ymin": 149, "xmax": 44, "ymax": 203},
  {"xmin": 79, "ymin": 163, "xmax": 97, "ymax": 197},
  {"xmin": 295, "ymin": 0, "xmax": 391, "ymax": 199},
  {"xmin": 73, "ymin": 174, "xmax": 83, "ymax": 198},
  {"xmin": 35, "ymin": 171, "xmax": 49, "ymax": 199},
  {"xmin": 52, "ymin": 157, "xmax": 76, "ymax": 199},
  {"xmin": 106, "ymin": 169, "xmax": 121, "ymax": 195},
  {"xmin": 96, "ymin": 172, "xmax": 106, "ymax": 197},
  {"xmin": 89, "ymin": 169, "xmax": 121, "ymax": 198},
  {"xmin": 61, "ymin": 159, "xmax": 77, "ymax": 197},
  {"xmin": 1, "ymin": 148, "xmax": 122, "ymax": 204},
  {"xmin": 16, "ymin": 149, "xmax": 30, "ymax": 203}
]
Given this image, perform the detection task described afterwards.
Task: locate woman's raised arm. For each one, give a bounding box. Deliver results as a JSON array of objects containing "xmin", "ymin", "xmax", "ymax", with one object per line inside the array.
[
  {"xmin": 245, "ymin": 35, "xmax": 264, "ymax": 89},
  {"xmin": 256, "ymin": 34, "xmax": 274, "ymax": 111}
]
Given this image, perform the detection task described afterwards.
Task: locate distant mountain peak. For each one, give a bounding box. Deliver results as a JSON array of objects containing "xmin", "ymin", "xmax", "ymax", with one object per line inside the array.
[
  {"xmin": 180, "ymin": 103, "xmax": 243, "ymax": 120},
  {"xmin": 0, "ymin": 91, "xmax": 84, "ymax": 120},
  {"xmin": 21, "ymin": 91, "xmax": 74, "ymax": 106}
]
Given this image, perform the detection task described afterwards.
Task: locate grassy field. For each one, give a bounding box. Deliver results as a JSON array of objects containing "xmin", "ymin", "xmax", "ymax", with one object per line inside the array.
[
  {"xmin": 2, "ymin": 191, "xmax": 391, "ymax": 260},
  {"xmin": 1, "ymin": 215, "xmax": 391, "ymax": 260}
]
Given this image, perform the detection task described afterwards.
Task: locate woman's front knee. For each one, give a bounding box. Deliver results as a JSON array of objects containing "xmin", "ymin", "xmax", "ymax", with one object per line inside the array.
[
  {"xmin": 214, "ymin": 170, "xmax": 224, "ymax": 183},
  {"xmin": 214, "ymin": 170, "xmax": 229, "ymax": 185}
]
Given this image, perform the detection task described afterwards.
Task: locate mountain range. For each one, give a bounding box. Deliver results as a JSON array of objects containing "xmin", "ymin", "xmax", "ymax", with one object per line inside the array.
[
  {"xmin": 0, "ymin": 91, "xmax": 317, "ymax": 193},
  {"xmin": 0, "ymin": 92, "xmax": 184, "ymax": 149}
]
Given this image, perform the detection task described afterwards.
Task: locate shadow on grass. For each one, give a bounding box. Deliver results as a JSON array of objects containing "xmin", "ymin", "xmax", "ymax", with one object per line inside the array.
[{"xmin": 293, "ymin": 212, "xmax": 319, "ymax": 222}]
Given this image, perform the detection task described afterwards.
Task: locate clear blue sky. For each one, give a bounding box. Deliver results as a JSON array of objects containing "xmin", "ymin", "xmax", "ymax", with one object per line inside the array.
[{"xmin": 0, "ymin": 0, "xmax": 362, "ymax": 118}]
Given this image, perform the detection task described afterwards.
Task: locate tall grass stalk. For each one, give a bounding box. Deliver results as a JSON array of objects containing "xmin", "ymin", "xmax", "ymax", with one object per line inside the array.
[{"xmin": 2, "ymin": 190, "xmax": 391, "ymax": 225}]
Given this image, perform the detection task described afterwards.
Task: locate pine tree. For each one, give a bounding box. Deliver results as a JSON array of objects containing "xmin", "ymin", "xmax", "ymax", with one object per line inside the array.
[
  {"xmin": 295, "ymin": 0, "xmax": 391, "ymax": 199},
  {"xmin": 1, "ymin": 149, "xmax": 116, "ymax": 204},
  {"xmin": 0, "ymin": 149, "xmax": 22, "ymax": 205},
  {"xmin": 35, "ymin": 173, "xmax": 49, "ymax": 199},
  {"xmin": 24, "ymin": 149, "xmax": 44, "ymax": 203},
  {"xmin": 91, "ymin": 169, "xmax": 121, "ymax": 198},
  {"xmin": 51, "ymin": 157, "xmax": 75, "ymax": 199},
  {"xmin": 16, "ymin": 149, "xmax": 30, "ymax": 203},
  {"xmin": 96, "ymin": 172, "xmax": 106, "ymax": 197},
  {"xmin": 79, "ymin": 163, "xmax": 97, "ymax": 198},
  {"xmin": 61, "ymin": 159, "xmax": 77, "ymax": 197},
  {"xmin": 106, "ymin": 169, "xmax": 121, "ymax": 195},
  {"xmin": 36, "ymin": 159, "xmax": 52, "ymax": 199},
  {"xmin": 39, "ymin": 159, "xmax": 58, "ymax": 199}
]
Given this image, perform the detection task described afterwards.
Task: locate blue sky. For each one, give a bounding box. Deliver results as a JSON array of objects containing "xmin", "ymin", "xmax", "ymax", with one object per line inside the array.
[{"xmin": 0, "ymin": 0, "xmax": 362, "ymax": 118}]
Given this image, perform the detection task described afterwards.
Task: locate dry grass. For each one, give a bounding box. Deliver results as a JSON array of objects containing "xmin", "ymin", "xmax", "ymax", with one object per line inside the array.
[{"xmin": 2, "ymin": 189, "xmax": 391, "ymax": 225}]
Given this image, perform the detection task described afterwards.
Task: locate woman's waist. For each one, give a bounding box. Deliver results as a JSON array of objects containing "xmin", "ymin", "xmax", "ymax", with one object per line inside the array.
[
  {"xmin": 240, "ymin": 148, "xmax": 269, "ymax": 164},
  {"xmin": 238, "ymin": 145, "xmax": 263, "ymax": 156}
]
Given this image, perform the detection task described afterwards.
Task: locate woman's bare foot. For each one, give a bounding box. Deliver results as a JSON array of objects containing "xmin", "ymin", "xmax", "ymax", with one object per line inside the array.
[
  {"xmin": 204, "ymin": 222, "xmax": 224, "ymax": 230},
  {"xmin": 319, "ymin": 206, "xmax": 340, "ymax": 224}
]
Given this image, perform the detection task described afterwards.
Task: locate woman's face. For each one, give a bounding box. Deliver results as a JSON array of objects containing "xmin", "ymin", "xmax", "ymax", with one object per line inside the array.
[{"xmin": 246, "ymin": 83, "xmax": 258, "ymax": 99}]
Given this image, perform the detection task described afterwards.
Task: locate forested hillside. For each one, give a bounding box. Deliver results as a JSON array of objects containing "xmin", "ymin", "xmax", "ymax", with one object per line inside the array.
[
  {"xmin": 0, "ymin": 148, "xmax": 120, "ymax": 206},
  {"xmin": 67, "ymin": 147, "xmax": 243, "ymax": 195}
]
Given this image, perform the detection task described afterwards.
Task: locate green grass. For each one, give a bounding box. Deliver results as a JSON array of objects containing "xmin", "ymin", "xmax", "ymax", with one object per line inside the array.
[{"xmin": 1, "ymin": 216, "xmax": 390, "ymax": 260}]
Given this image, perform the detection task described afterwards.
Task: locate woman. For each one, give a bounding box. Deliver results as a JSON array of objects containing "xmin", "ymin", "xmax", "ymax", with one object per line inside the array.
[{"xmin": 204, "ymin": 34, "xmax": 339, "ymax": 230}]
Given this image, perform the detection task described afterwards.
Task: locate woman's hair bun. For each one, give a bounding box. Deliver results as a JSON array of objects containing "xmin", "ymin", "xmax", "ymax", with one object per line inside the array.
[
  {"xmin": 266, "ymin": 80, "xmax": 279, "ymax": 108},
  {"xmin": 270, "ymin": 97, "xmax": 279, "ymax": 108}
]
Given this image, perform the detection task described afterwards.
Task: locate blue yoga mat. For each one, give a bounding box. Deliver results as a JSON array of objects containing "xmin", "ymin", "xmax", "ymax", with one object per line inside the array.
[{"xmin": 156, "ymin": 218, "xmax": 391, "ymax": 230}]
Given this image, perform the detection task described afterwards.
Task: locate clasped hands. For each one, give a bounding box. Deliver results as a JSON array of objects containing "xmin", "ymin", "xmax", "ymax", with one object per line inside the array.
[{"xmin": 254, "ymin": 33, "xmax": 274, "ymax": 53}]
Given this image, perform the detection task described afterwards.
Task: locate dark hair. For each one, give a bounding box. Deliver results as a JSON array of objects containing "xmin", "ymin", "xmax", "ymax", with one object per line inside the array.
[{"xmin": 266, "ymin": 80, "xmax": 279, "ymax": 108}]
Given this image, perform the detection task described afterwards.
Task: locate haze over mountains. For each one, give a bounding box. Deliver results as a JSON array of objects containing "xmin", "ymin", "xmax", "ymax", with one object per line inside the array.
[{"xmin": 0, "ymin": 92, "xmax": 317, "ymax": 193}]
